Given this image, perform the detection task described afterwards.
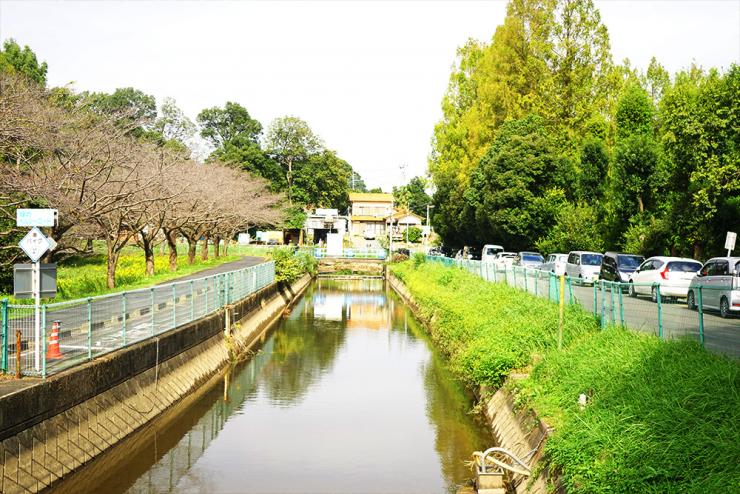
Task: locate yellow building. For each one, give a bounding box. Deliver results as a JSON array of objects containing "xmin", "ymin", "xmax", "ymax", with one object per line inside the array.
[{"xmin": 348, "ymin": 192, "xmax": 394, "ymax": 240}]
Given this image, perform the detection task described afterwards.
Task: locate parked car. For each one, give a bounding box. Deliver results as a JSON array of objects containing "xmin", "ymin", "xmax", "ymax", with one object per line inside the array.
[
  {"xmin": 481, "ymin": 244, "xmax": 505, "ymax": 263},
  {"xmin": 492, "ymin": 252, "xmax": 517, "ymax": 268},
  {"xmin": 514, "ymin": 251, "xmax": 544, "ymax": 269},
  {"xmin": 541, "ymin": 253, "xmax": 567, "ymax": 273},
  {"xmin": 600, "ymin": 252, "xmax": 645, "ymax": 283},
  {"xmin": 628, "ymin": 257, "xmax": 702, "ymax": 301},
  {"xmin": 565, "ymin": 251, "xmax": 603, "ymax": 285},
  {"xmin": 687, "ymin": 257, "xmax": 740, "ymax": 318}
]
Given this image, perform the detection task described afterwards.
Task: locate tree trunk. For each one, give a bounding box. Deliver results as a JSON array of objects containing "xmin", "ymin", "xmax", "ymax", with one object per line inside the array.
[
  {"xmin": 201, "ymin": 234, "xmax": 209, "ymax": 261},
  {"xmin": 187, "ymin": 238, "xmax": 197, "ymax": 264},
  {"xmin": 85, "ymin": 239, "xmax": 94, "ymax": 253},
  {"xmin": 166, "ymin": 231, "xmax": 178, "ymax": 272},
  {"xmin": 214, "ymin": 236, "xmax": 221, "ymax": 258},
  {"xmin": 141, "ymin": 234, "xmax": 155, "ymax": 276},
  {"xmin": 693, "ymin": 242, "xmax": 704, "ymax": 261},
  {"xmin": 106, "ymin": 250, "xmax": 119, "ymax": 289},
  {"xmin": 637, "ymin": 195, "xmax": 644, "ymax": 213}
]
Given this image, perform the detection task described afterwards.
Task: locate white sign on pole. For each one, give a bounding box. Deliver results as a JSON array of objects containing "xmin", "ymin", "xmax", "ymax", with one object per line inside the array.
[
  {"xmin": 19, "ymin": 227, "xmax": 52, "ymax": 262},
  {"xmin": 16, "ymin": 209, "xmax": 57, "ymax": 227},
  {"xmin": 725, "ymin": 231, "xmax": 736, "ymax": 252}
]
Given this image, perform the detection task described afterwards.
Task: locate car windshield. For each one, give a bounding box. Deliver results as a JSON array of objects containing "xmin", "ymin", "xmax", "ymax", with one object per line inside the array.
[
  {"xmin": 734, "ymin": 261, "xmax": 740, "ymax": 276},
  {"xmin": 523, "ymin": 254, "xmax": 544, "ymax": 262},
  {"xmin": 581, "ymin": 254, "xmax": 603, "ymax": 266},
  {"xmin": 668, "ymin": 261, "xmax": 702, "ymax": 272},
  {"xmin": 485, "ymin": 248, "xmax": 500, "ymax": 255},
  {"xmin": 617, "ymin": 255, "xmax": 643, "ymax": 268}
]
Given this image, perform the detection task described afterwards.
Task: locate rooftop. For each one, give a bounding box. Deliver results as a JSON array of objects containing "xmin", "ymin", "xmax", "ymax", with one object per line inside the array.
[{"xmin": 348, "ymin": 192, "xmax": 394, "ymax": 203}]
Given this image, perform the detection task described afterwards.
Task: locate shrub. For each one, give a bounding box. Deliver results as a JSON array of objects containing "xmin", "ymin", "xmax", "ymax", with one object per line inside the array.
[
  {"xmin": 407, "ymin": 226, "xmax": 422, "ymax": 243},
  {"xmin": 271, "ymin": 247, "xmax": 317, "ymax": 284}
]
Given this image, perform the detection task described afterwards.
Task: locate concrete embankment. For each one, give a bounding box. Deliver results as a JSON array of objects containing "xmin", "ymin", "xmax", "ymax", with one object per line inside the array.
[
  {"xmin": 0, "ymin": 274, "xmax": 311, "ymax": 494},
  {"xmin": 387, "ymin": 272, "xmax": 553, "ymax": 494}
]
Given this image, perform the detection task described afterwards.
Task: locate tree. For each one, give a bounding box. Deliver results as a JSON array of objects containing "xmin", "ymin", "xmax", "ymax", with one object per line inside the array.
[
  {"xmin": 349, "ymin": 171, "xmax": 367, "ymax": 192},
  {"xmin": 0, "ymin": 39, "xmax": 48, "ymax": 85},
  {"xmin": 83, "ymin": 87, "xmax": 157, "ymax": 132},
  {"xmin": 393, "ymin": 177, "xmax": 431, "ymax": 217},
  {"xmin": 659, "ymin": 65, "xmax": 740, "ymax": 258},
  {"xmin": 197, "ymin": 101, "xmax": 262, "ymax": 148},
  {"xmin": 264, "ymin": 116, "xmax": 323, "ymax": 204},
  {"xmin": 577, "ymin": 136, "xmax": 609, "ymax": 201},
  {"xmin": 536, "ymin": 202, "xmax": 604, "ymax": 254},
  {"xmin": 292, "ymin": 150, "xmax": 352, "ymax": 210},
  {"xmin": 464, "ymin": 115, "xmax": 567, "ymax": 250},
  {"xmin": 153, "ymin": 97, "xmax": 196, "ymax": 146}
]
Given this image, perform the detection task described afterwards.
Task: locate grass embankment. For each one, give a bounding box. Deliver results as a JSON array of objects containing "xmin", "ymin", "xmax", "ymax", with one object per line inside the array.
[{"xmin": 391, "ymin": 259, "xmax": 740, "ymax": 493}]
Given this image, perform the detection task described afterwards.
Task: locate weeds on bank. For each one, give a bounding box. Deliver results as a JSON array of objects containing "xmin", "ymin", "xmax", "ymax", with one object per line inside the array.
[
  {"xmin": 391, "ymin": 260, "xmax": 740, "ymax": 493},
  {"xmin": 391, "ymin": 261, "xmax": 595, "ymax": 388}
]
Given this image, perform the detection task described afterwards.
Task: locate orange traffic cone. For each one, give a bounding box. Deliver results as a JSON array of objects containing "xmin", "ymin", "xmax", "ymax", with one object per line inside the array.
[{"xmin": 47, "ymin": 321, "xmax": 63, "ymax": 359}]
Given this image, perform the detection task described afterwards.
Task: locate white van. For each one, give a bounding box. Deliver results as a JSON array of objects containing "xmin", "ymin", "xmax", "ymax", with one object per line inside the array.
[
  {"xmin": 482, "ymin": 244, "xmax": 504, "ymax": 263},
  {"xmin": 565, "ymin": 251, "xmax": 603, "ymax": 285}
]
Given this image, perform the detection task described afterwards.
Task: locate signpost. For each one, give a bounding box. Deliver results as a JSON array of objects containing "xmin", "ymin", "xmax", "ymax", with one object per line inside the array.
[
  {"xmin": 725, "ymin": 231, "xmax": 736, "ymax": 257},
  {"xmin": 15, "ymin": 212, "xmax": 58, "ymax": 372}
]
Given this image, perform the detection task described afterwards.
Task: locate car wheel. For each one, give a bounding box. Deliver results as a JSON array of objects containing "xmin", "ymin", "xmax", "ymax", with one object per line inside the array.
[
  {"xmin": 629, "ymin": 283, "xmax": 637, "ymax": 298},
  {"xmin": 687, "ymin": 291, "xmax": 696, "ymax": 311},
  {"xmin": 720, "ymin": 297, "xmax": 730, "ymax": 318},
  {"xmin": 651, "ymin": 286, "xmax": 658, "ymax": 303}
]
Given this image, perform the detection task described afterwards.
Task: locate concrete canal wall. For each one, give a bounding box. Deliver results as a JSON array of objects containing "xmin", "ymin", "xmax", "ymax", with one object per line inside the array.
[
  {"xmin": 387, "ymin": 272, "xmax": 554, "ymax": 494},
  {"xmin": 0, "ymin": 274, "xmax": 311, "ymax": 494}
]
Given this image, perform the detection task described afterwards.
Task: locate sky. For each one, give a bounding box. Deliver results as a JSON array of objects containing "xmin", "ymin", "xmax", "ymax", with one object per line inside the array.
[{"xmin": 1, "ymin": 1, "xmax": 738, "ymax": 191}]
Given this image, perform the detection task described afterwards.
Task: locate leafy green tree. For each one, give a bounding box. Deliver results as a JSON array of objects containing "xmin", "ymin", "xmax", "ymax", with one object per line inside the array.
[
  {"xmin": 0, "ymin": 39, "xmax": 47, "ymax": 85},
  {"xmin": 153, "ymin": 97, "xmax": 196, "ymax": 145},
  {"xmin": 536, "ymin": 202, "xmax": 604, "ymax": 254},
  {"xmin": 292, "ymin": 150, "xmax": 352, "ymax": 210},
  {"xmin": 349, "ymin": 171, "xmax": 367, "ymax": 192},
  {"xmin": 264, "ymin": 116, "xmax": 323, "ymax": 204},
  {"xmin": 643, "ymin": 56, "xmax": 670, "ymax": 104},
  {"xmin": 393, "ymin": 176, "xmax": 431, "ymax": 217},
  {"xmin": 464, "ymin": 115, "xmax": 567, "ymax": 250},
  {"xmin": 659, "ymin": 65, "xmax": 740, "ymax": 258},
  {"xmin": 368, "ymin": 187, "xmax": 384, "ymax": 194},
  {"xmin": 577, "ymin": 136, "xmax": 609, "ymax": 201},
  {"xmin": 197, "ymin": 101, "xmax": 262, "ymax": 148},
  {"xmin": 83, "ymin": 87, "xmax": 157, "ymax": 131},
  {"xmin": 407, "ymin": 226, "xmax": 423, "ymax": 243}
]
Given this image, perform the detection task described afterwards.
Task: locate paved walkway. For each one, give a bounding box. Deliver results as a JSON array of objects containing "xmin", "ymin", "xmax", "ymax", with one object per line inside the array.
[{"xmin": 156, "ymin": 256, "xmax": 265, "ymax": 285}]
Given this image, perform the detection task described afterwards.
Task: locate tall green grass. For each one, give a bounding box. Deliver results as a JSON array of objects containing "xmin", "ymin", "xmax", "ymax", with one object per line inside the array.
[
  {"xmin": 391, "ymin": 261, "xmax": 596, "ymax": 388},
  {"xmin": 515, "ymin": 330, "xmax": 740, "ymax": 493},
  {"xmin": 392, "ymin": 260, "xmax": 740, "ymax": 493}
]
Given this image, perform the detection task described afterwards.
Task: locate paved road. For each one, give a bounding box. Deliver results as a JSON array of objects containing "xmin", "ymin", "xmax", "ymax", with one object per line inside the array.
[
  {"xmin": 469, "ymin": 263, "xmax": 740, "ymax": 359},
  {"xmin": 7, "ymin": 256, "xmax": 267, "ymax": 375},
  {"xmin": 512, "ymin": 274, "xmax": 740, "ymax": 358}
]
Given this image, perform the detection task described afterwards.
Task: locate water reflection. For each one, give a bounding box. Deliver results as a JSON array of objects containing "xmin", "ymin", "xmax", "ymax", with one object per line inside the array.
[{"xmin": 57, "ymin": 279, "xmax": 492, "ymax": 494}]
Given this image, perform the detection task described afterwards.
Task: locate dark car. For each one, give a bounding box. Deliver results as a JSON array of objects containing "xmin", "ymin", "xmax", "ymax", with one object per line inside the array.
[{"xmin": 599, "ymin": 252, "xmax": 645, "ymax": 283}]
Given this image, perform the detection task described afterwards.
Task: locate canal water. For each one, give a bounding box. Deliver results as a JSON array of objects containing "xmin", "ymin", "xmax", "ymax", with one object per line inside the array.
[{"xmin": 56, "ymin": 279, "xmax": 493, "ymax": 493}]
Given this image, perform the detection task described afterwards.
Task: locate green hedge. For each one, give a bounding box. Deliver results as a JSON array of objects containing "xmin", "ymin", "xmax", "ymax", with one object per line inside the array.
[{"xmin": 391, "ymin": 260, "xmax": 740, "ymax": 493}]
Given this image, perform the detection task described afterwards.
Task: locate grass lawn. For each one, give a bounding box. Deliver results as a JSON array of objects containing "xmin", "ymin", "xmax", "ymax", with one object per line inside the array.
[
  {"xmin": 4, "ymin": 243, "xmax": 266, "ymax": 303},
  {"xmin": 391, "ymin": 258, "xmax": 740, "ymax": 493}
]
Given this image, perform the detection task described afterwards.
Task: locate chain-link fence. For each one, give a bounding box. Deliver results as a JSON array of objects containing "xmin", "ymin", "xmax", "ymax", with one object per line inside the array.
[
  {"xmin": 1, "ymin": 261, "xmax": 275, "ymax": 378},
  {"xmin": 427, "ymin": 257, "xmax": 739, "ymax": 358}
]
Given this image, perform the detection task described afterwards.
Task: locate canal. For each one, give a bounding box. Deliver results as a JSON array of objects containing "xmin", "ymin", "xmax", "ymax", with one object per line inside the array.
[{"xmin": 54, "ymin": 279, "xmax": 493, "ymax": 493}]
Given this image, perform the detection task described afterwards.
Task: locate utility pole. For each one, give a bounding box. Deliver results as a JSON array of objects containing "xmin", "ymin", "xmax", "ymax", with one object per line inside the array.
[{"xmin": 426, "ymin": 204, "xmax": 434, "ymax": 247}]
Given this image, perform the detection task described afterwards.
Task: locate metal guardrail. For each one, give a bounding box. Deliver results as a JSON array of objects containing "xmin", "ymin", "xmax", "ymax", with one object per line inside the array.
[
  {"xmin": 426, "ymin": 256, "xmax": 739, "ymax": 357},
  {"xmin": 312, "ymin": 248, "xmax": 387, "ymax": 260},
  {"xmin": 1, "ymin": 261, "xmax": 276, "ymax": 377}
]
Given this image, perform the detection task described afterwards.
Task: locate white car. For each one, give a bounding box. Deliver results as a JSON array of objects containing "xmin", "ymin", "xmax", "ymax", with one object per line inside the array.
[
  {"xmin": 629, "ymin": 257, "xmax": 702, "ymax": 301},
  {"xmin": 481, "ymin": 244, "xmax": 504, "ymax": 263},
  {"xmin": 492, "ymin": 252, "xmax": 517, "ymax": 268},
  {"xmin": 565, "ymin": 251, "xmax": 603, "ymax": 285}
]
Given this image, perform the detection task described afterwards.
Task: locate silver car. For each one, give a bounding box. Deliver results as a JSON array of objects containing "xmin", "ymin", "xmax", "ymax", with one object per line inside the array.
[
  {"xmin": 514, "ymin": 251, "xmax": 544, "ymax": 269},
  {"xmin": 541, "ymin": 253, "xmax": 567, "ymax": 273},
  {"xmin": 687, "ymin": 257, "xmax": 740, "ymax": 318},
  {"xmin": 565, "ymin": 251, "xmax": 603, "ymax": 285}
]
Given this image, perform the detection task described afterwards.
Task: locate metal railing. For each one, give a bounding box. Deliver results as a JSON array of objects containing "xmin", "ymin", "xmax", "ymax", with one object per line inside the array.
[
  {"xmin": 1, "ymin": 261, "xmax": 276, "ymax": 377},
  {"xmin": 312, "ymin": 248, "xmax": 387, "ymax": 259},
  {"xmin": 426, "ymin": 257, "xmax": 739, "ymax": 358}
]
